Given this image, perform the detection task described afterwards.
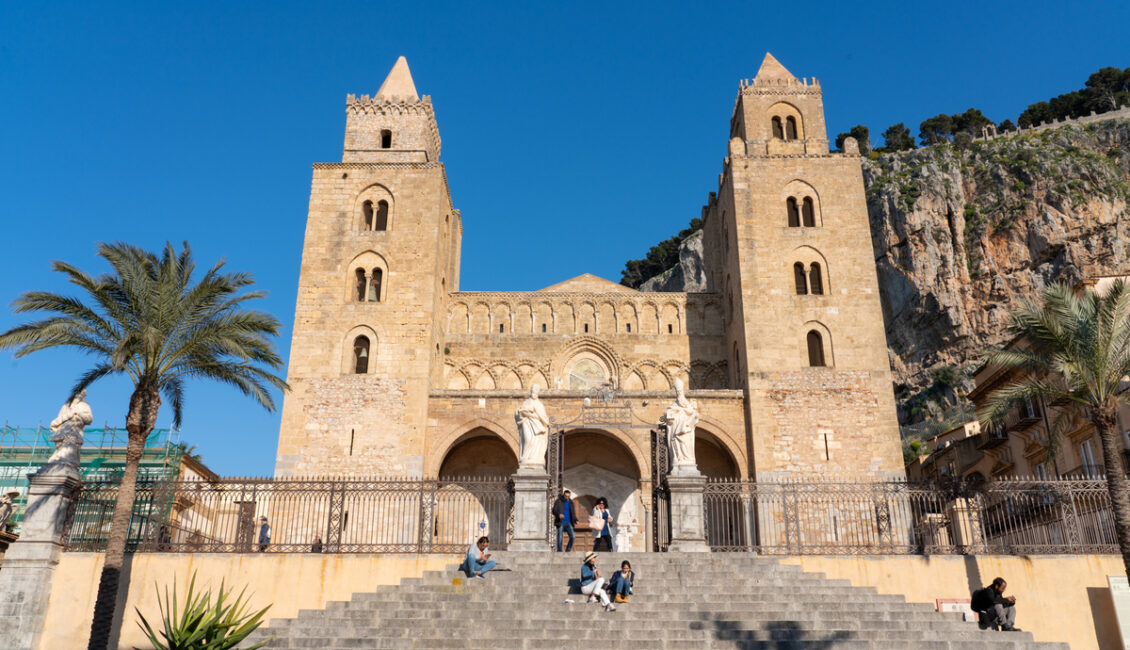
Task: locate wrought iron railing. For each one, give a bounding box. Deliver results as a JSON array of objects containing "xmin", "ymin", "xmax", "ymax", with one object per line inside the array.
[
  {"xmin": 64, "ymin": 476, "xmax": 514, "ymax": 554},
  {"xmin": 704, "ymin": 477, "xmax": 1120, "ymax": 555}
]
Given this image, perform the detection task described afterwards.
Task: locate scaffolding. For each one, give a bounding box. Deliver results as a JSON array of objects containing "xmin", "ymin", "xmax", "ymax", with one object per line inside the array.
[{"xmin": 0, "ymin": 423, "xmax": 182, "ymax": 534}]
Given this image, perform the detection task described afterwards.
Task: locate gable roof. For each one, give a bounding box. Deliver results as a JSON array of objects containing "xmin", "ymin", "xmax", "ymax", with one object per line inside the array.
[{"xmin": 538, "ymin": 273, "xmax": 638, "ymax": 293}]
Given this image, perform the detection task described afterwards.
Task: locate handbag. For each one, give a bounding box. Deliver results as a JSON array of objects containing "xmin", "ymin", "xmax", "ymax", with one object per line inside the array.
[{"xmin": 587, "ymin": 512, "xmax": 604, "ymax": 533}]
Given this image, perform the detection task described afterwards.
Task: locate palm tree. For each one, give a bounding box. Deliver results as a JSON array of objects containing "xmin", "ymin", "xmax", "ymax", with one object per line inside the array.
[
  {"xmin": 0, "ymin": 242, "xmax": 288, "ymax": 650},
  {"xmin": 981, "ymin": 280, "xmax": 1130, "ymax": 576}
]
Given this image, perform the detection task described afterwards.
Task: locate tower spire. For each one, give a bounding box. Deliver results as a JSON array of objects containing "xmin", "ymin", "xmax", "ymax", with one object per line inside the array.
[
  {"xmin": 376, "ymin": 56, "xmax": 419, "ymax": 100},
  {"xmin": 753, "ymin": 52, "xmax": 798, "ymax": 83}
]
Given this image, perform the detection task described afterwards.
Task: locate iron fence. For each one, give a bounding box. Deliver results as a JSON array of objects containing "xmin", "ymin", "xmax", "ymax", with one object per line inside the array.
[
  {"xmin": 64, "ymin": 476, "xmax": 514, "ymax": 554},
  {"xmin": 703, "ymin": 478, "xmax": 1121, "ymax": 555}
]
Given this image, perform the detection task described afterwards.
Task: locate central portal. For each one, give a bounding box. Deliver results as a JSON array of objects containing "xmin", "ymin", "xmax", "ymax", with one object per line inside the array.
[{"xmin": 559, "ymin": 429, "xmax": 644, "ymax": 551}]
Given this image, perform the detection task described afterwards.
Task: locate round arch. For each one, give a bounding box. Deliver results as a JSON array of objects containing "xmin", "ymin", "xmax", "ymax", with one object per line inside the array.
[
  {"xmin": 428, "ymin": 418, "xmax": 519, "ymax": 476},
  {"xmin": 767, "ymin": 101, "xmax": 805, "ymax": 140},
  {"xmin": 695, "ymin": 417, "xmax": 748, "ymax": 477},
  {"xmin": 561, "ymin": 428, "xmax": 646, "ymax": 551},
  {"xmin": 340, "ymin": 325, "xmax": 377, "ymax": 374},
  {"xmin": 354, "ymin": 183, "xmax": 395, "ymax": 232},
  {"xmin": 344, "ymin": 250, "xmax": 391, "ymax": 303},
  {"xmin": 438, "ymin": 428, "xmax": 519, "ymax": 478}
]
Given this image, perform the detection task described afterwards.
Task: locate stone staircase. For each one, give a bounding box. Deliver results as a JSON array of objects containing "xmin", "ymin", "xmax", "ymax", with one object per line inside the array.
[{"xmin": 247, "ymin": 552, "xmax": 1069, "ymax": 649}]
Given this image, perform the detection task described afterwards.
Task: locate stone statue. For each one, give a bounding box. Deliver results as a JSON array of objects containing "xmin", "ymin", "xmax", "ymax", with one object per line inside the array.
[
  {"xmin": 515, "ymin": 385, "xmax": 549, "ymax": 469},
  {"xmin": 663, "ymin": 379, "xmax": 699, "ymax": 474},
  {"xmin": 0, "ymin": 490, "xmax": 19, "ymax": 533},
  {"xmin": 46, "ymin": 389, "xmax": 93, "ymax": 470}
]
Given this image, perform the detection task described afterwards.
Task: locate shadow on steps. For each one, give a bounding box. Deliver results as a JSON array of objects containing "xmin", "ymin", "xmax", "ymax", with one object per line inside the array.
[{"xmin": 691, "ymin": 614, "xmax": 855, "ymax": 650}]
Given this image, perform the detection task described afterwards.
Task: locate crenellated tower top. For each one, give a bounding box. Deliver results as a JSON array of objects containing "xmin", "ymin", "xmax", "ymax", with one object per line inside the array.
[
  {"xmin": 729, "ymin": 53, "xmax": 829, "ymax": 156},
  {"xmin": 343, "ymin": 56, "xmax": 442, "ymax": 163}
]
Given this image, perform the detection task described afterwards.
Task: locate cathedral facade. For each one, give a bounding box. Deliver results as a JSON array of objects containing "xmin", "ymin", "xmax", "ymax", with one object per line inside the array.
[{"xmin": 275, "ymin": 54, "xmax": 904, "ymax": 550}]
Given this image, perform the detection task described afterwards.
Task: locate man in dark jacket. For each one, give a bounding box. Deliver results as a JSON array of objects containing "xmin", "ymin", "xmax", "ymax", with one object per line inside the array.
[
  {"xmin": 972, "ymin": 577, "xmax": 1018, "ymax": 631},
  {"xmin": 551, "ymin": 489, "xmax": 577, "ymax": 552}
]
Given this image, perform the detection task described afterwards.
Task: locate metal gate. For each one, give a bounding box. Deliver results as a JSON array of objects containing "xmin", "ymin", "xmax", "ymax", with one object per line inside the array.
[{"xmin": 542, "ymin": 383, "xmax": 669, "ymax": 551}]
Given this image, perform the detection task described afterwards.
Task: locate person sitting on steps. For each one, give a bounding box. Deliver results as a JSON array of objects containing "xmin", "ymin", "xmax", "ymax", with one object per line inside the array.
[
  {"xmin": 607, "ymin": 560, "xmax": 635, "ymax": 603},
  {"xmin": 972, "ymin": 577, "xmax": 1020, "ymax": 631},
  {"xmin": 463, "ymin": 536, "xmax": 497, "ymax": 578},
  {"xmin": 580, "ymin": 551, "xmax": 616, "ymax": 612}
]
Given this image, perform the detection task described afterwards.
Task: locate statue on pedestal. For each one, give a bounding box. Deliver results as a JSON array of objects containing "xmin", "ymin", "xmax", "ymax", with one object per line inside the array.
[
  {"xmin": 46, "ymin": 389, "xmax": 92, "ymax": 470},
  {"xmin": 515, "ymin": 385, "xmax": 549, "ymax": 470},
  {"xmin": 663, "ymin": 379, "xmax": 700, "ymax": 474}
]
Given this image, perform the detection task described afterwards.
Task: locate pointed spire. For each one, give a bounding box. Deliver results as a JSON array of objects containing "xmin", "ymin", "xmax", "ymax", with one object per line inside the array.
[
  {"xmin": 754, "ymin": 52, "xmax": 798, "ymax": 83},
  {"xmin": 376, "ymin": 56, "xmax": 419, "ymax": 100}
]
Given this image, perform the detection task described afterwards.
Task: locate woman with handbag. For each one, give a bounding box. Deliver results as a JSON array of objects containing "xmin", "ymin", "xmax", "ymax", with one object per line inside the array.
[{"xmin": 590, "ymin": 497, "xmax": 614, "ymax": 552}]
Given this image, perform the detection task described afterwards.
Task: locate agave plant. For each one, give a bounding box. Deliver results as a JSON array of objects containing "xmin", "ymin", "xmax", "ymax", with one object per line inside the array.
[{"xmin": 135, "ymin": 572, "xmax": 272, "ymax": 650}]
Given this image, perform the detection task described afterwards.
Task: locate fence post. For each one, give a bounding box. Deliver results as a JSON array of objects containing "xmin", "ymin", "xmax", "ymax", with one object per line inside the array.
[{"xmin": 326, "ymin": 481, "xmax": 344, "ymax": 552}]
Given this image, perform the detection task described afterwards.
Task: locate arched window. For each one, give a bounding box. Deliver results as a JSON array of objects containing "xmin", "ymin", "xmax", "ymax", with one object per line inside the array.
[
  {"xmin": 380, "ymin": 130, "xmax": 392, "ymax": 148},
  {"xmin": 786, "ymin": 116, "xmax": 798, "ymax": 140},
  {"xmin": 807, "ymin": 331, "xmax": 825, "ymax": 367},
  {"xmin": 794, "ymin": 263, "xmax": 808, "ymax": 295},
  {"xmin": 353, "ymin": 336, "xmax": 370, "ymax": 374},
  {"xmin": 802, "ymin": 197, "xmax": 816, "ymax": 227},
  {"xmin": 362, "ymin": 200, "xmax": 374, "ymax": 230},
  {"xmin": 809, "ymin": 263, "xmax": 823, "ymax": 295},
  {"xmin": 354, "ymin": 269, "xmax": 366, "ymax": 302},
  {"xmin": 375, "ymin": 200, "xmax": 389, "ymax": 231},
  {"xmin": 787, "ymin": 197, "xmax": 800, "ymax": 227},
  {"xmin": 368, "ymin": 268, "xmax": 383, "ymax": 302},
  {"xmin": 771, "ymin": 117, "xmax": 784, "ymax": 140}
]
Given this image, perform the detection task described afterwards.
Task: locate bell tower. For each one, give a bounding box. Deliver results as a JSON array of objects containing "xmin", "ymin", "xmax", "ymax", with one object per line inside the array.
[
  {"xmin": 714, "ymin": 53, "xmax": 903, "ymax": 480},
  {"xmin": 275, "ymin": 57, "xmax": 461, "ymax": 477}
]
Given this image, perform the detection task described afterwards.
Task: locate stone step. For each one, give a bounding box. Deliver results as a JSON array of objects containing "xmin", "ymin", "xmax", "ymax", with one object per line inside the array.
[{"xmin": 249, "ymin": 553, "xmax": 1067, "ymax": 650}]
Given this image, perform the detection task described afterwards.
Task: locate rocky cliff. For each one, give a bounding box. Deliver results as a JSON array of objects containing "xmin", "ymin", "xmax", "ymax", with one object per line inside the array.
[
  {"xmin": 867, "ymin": 118, "xmax": 1128, "ymax": 405},
  {"xmin": 640, "ymin": 118, "xmax": 1130, "ymax": 415}
]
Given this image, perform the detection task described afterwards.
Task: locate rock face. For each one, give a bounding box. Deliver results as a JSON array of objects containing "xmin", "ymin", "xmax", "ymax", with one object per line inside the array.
[
  {"xmin": 867, "ymin": 119, "xmax": 1129, "ymax": 401},
  {"xmin": 641, "ymin": 119, "xmax": 1130, "ymax": 409},
  {"xmin": 640, "ymin": 230, "xmax": 709, "ymax": 292}
]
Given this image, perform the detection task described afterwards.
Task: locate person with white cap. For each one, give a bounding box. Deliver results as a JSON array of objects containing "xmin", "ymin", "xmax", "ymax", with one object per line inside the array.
[{"xmin": 580, "ymin": 551, "xmax": 615, "ymax": 612}]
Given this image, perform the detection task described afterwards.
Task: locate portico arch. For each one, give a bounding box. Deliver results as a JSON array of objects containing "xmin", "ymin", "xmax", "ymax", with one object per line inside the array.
[
  {"xmin": 560, "ymin": 429, "xmax": 646, "ymax": 551},
  {"xmin": 428, "ymin": 419, "xmax": 519, "ymax": 477}
]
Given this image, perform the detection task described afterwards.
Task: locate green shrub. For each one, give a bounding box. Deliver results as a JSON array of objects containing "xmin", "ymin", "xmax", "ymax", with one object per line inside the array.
[{"xmin": 135, "ymin": 572, "xmax": 271, "ymax": 650}]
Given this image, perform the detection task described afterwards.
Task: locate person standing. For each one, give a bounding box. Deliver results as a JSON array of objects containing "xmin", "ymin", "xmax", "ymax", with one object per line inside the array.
[
  {"xmin": 972, "ymin": 577, "xmax": 1020, "ymax": 631},
  {"xmin": 580, "ymin": 552, "xmax": 615, "ymax": 612},
  {"xmin": 463, "ymin": 536, "xmax": 497, "ymax": 578},
  {"xmin": 552, "ymin": 489, "xmax": 578, "ymax": 552},
  {"xmin": 592, "ymin": 497, "xmax": 613, "ymax": 552},
  {"xmin": 257, "ymin": 516, "xmax": 271, "ymax": 552}
]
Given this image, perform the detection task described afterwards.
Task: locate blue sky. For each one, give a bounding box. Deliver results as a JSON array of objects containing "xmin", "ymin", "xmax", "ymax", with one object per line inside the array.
[{"xmin": 1, "ymin": 1, "xmax": 1127, "ymax": 476}]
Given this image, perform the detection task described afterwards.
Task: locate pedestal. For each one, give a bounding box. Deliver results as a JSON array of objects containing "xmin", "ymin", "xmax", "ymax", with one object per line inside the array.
[
  {"xmin": 509, "ymin": 466, "xmax": 550, "ymax": 552},
  {"xmin": 0, "ymin": 465, "xmax": 82, "ymax": 650},
  {"xmin": 666, "ymin": 470, "xmax": 709, "ymax": 552}
]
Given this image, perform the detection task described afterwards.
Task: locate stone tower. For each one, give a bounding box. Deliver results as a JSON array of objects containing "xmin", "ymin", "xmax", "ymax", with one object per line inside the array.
[
  {"xmin": 275, "ymin": 57, "xmax": 460, "ymax": 476},
  {"xmin": 707, "ymin": 53, "xmax": 903, "ymax": 479}
]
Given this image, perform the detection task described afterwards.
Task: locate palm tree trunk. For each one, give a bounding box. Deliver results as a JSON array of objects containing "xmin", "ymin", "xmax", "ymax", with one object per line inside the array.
[
  {"xmin": 87, "ymin": 386, "xmax": 160, "ymax": 650},
  {"xmin": 1095, "ymin": 408, "xmax": 1130, "ymax": 579}
]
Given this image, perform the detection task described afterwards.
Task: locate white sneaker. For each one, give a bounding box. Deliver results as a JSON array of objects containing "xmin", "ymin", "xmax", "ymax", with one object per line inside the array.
[
  {"xmin": 605, "ymin": 603, "xmax": 616, "ymax": 612},
  {"xmin": 587, "ymin": 595, "xmax": 598, "ymax": 603}
]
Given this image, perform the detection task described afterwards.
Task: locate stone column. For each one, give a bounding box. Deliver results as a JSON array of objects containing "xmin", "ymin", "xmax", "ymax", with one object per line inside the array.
[
  {"xmin": 508, "ymin": 466, "xmax": 550, "ymax": 552},
  {"xmin": 0, "ymin": 465, "xmax": 82, "ymax": 650},
  {"xmin": 666, "ymin": 470, "xmax": 709, "ymax": 552}
]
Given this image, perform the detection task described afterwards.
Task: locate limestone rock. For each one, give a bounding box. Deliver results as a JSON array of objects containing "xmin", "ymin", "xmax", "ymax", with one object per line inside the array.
[
  {"xmin": 866, "ymin": 118, "xmax": 1130, "ymax": 405},
  {"xmin": 640, "ymin": 230, "xmax": 708, "ymax": 292}
]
